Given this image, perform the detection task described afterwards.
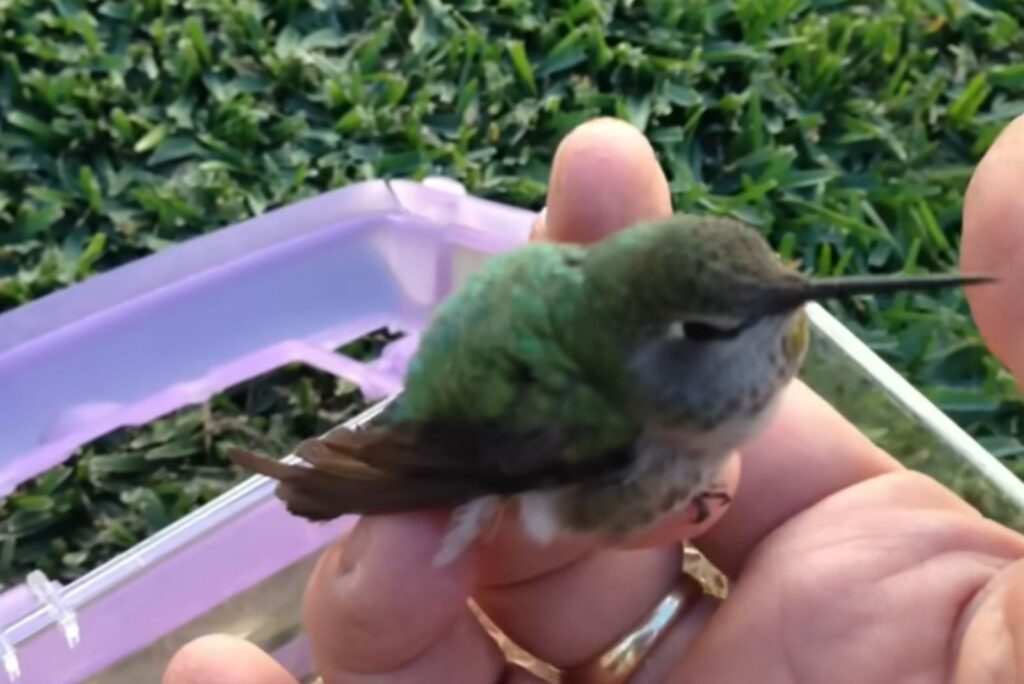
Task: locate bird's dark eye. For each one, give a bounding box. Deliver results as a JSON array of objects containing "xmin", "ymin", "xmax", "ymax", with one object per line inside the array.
[{"xmin": 682, "ymin": 320, "xmax": 744, "ymax": 341}]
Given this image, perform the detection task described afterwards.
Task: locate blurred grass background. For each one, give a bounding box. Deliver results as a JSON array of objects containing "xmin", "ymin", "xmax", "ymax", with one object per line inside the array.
[{"xmin": 2, "ymin": 0, "xmax": 1024, "ymax": 588}]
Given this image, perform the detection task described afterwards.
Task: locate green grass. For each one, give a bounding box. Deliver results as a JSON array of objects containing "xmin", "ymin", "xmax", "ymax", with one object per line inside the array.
[
  {"xmin": 0, "ymin": 331, "xmax": 396, "ymax": 590},
  {"xmin": 2, "ymin": 0, "xmax": 1024, "ymax": 585},
  {"xmin": 0, "ymin": 364, "xmax": 368, "ymax": 588}
]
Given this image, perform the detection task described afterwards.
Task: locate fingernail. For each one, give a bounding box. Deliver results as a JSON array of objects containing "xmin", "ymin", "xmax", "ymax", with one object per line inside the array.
[
  {"xmin": 529, "ymin": 205, "xmax": 548, "ymax": 242},
  {"xmin": 336, "ymin": 518, "xmax": 373, "ymax": 576}
]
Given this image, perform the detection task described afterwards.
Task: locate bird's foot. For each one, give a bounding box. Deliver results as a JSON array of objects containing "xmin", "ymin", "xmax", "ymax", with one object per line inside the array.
[{"xmin": 692, "ymin": 487, "xmax": 732, "ymax": 524}]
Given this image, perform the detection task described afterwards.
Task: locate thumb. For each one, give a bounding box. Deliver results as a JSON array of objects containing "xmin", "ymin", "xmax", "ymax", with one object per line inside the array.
[
  {"xmin": 952, "ymin": 557, "xmax": 1024, "ymax": 681},
  {"xmin": 301, "ymin": 512, "xmax": 497, "ymax": 682}
]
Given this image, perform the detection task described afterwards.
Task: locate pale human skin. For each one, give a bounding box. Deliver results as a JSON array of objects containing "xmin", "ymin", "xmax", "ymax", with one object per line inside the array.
[{"xmin": 162, "ymin": 115, "xmax": 1024, "ymax": 684}]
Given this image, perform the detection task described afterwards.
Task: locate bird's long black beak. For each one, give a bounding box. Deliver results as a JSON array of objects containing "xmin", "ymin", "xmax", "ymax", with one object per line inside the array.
[
  {"xmin": 803, "ymin": 272, "xmax": 997, "ymax": 301},
  {"xmin": 762, "ymin": 272, "xmax": 998, "ymax": 314}
]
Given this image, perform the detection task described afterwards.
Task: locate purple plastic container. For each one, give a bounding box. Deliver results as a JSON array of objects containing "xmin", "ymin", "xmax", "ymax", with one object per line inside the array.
[
  {"xmin": 2, "ymin": 177, "xmax": 1023, "ymax": 683},
  {"xmin": 0, "ymin": 177, "xmax": 535, "ymax": 683}
]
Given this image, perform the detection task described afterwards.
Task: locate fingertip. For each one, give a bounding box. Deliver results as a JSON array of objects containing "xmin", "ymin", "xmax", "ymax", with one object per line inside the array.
[
  {"xmin": 529, "ymin": 205, "xmax": 548, "ymax": 242},
  {"xmin": 162, "ymin": 634, "xmax": 296, "ymax": 684},
  {"xmin": 535, "ymin": 117, "xmax": 672, "ymax": 244},
  {"xmin": 962, "ymin": 114, "xmax": 1024, "ymax": 381},
  {"xmin": 302, "ymin": 512, "xmax": 475, "ymax": 676}
]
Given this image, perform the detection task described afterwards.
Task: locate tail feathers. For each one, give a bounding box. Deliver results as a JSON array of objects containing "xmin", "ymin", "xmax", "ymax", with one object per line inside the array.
[{"xmin": 228, "ymin": 444, "xmax": 483, "ymax": 521}]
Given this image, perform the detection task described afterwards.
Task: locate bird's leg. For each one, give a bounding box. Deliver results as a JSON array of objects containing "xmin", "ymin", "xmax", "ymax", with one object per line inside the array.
[
  {"xmin": 433, "ymin": 495, "xmax": 502, "ymax": 567},
  {"xmin": 483, "ymin": 498, "xmax": 509, "ymax": 541},
  {"xmin": 691, "ymin": 485, "xmax": 732, "ymax": 524}
]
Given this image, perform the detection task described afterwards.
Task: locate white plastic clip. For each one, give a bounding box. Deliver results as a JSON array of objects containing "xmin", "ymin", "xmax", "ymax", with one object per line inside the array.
[
  {"xmin": 422, "ymin": 176, "xmax": 467, "ymax": 196},
  {"xmin": 25, "ymin": 571, "xmax": 79, "ymax": 649},
  {"xmin": 0, "ymin": 633, "xmax": 19, "ymax": 682}
]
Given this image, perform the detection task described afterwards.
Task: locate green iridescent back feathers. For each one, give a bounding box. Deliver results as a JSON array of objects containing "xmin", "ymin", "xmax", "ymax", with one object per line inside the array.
[{"xmin": 392, "ymin": 239, "xmax": 636, "ymax": 456}]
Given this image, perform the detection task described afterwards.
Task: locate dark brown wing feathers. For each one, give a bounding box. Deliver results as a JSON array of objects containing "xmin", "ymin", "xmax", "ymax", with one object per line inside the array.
[
  {"xmin": 228, "ymin": 436, "xmax": 485, "ymax": 520},
  {"xmin": 230, "ymin": 420, "xmax": 635, "ymax": 522}
]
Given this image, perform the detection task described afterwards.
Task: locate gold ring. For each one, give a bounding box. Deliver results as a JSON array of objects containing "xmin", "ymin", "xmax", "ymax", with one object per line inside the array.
[{"xmin": 561, "ymin": 573, "xmax": 704, "ymax": 684}]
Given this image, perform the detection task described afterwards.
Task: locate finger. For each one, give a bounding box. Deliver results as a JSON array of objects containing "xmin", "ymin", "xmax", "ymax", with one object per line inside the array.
[
  {"xmin": 676, "ymin": 471, "xmax": 1024, "ymax": 683},
  {"xmin": 301, "ymin": 509, "xmax": 712, "ymax": 679},
  {"xmin": 531, "ymin": 116, "xmax": 673, "ymax": 244},
  {"xmin": 161, "ymin": 634, "xmax": 297, "ymax": 684},
  {"xmin": 302, "ymin": 512, "xmax": 505, "ymax": 683},
  {"xmin": 696, "ymin": 380, "xmax": 903, "ymax": 577},
  {"xmin": 962, "ymin": 114, "xmax": 1024, "ymax": 384},
  {"xmin": 475, "ymin": 541, "xmax": 684, "ymax": 667}
]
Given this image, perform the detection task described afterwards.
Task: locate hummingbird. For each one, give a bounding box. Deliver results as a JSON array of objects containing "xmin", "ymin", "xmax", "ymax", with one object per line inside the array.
[{"xmin": 230, "ymin": 213, "xmax": 994, "ymax": 566}]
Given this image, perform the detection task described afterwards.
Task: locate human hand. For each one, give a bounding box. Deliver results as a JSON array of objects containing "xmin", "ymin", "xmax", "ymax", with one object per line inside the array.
[{"xmin": 162, "ymin": 116, "xmax": 1024, "ymax": 684}]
